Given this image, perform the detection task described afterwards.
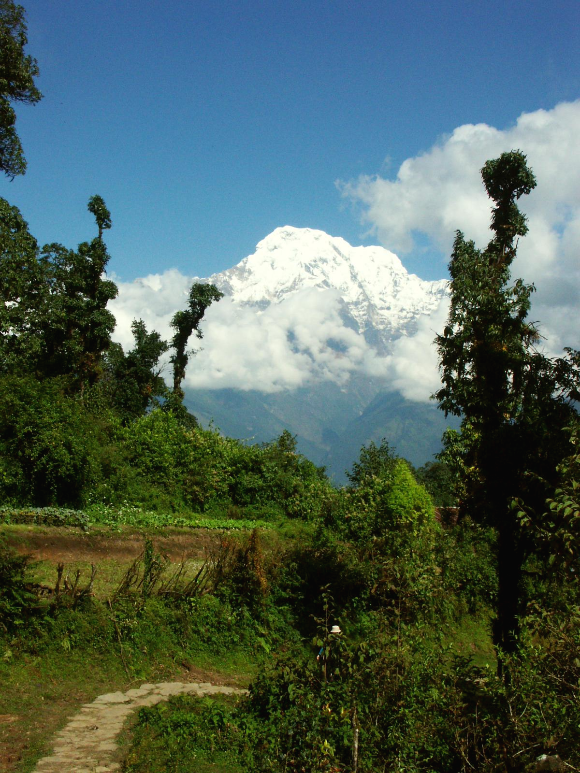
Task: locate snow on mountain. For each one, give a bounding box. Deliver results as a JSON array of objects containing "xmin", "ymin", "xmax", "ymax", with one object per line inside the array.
[
  {"xmin": 111, "ymin": 225, "xmax": 449, "ymax": 396},
  {"xmin": 208, "ymin": 226, "xmax": 448, "ymax": 347}
]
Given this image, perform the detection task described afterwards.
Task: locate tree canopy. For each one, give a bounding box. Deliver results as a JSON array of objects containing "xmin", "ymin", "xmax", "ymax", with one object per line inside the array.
[
  {"xmin": 0, "ymin": 196, "xmax": 118, "ymax": 389},
  {"xmin": 0, "ymin": 0, "xmax": 41, "ymax": 178}
]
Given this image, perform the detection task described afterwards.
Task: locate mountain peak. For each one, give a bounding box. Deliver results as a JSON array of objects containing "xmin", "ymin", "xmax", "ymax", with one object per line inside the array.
[{"xmin": 209, "ymin": 226, "xmax": 448, "ymax": 344}]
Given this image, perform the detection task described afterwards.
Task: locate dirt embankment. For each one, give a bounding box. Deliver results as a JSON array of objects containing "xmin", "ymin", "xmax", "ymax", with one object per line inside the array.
[{"xmin": 2, "ymin": 525, "xmax": 224, "ymax": 565}]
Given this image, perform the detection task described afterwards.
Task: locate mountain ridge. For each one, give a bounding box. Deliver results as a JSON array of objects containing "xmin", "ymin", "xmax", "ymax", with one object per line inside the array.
[{"xmin": 207, "ymin": 225, "xmax": 448, "ymax": 349}]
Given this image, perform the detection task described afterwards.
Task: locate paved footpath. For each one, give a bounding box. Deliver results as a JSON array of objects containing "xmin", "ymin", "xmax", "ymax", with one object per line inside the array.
[{"xmin": 33, "ymin": 681, "xmax": 247, "ymax": 773}]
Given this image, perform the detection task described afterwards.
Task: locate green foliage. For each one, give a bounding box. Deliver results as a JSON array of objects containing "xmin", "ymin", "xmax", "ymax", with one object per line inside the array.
[
  {"xmin": 236, "ymin": 604, "xmax": 580, "ymax": 773},
  {"xmin": 378, "ymin": 458, "xmax": 435, "ymax": 530},
  {"xmin": 84, "ymin": 504, "xmax": 271, "ymax": 531},
  {"xmin": 123, "ymin": 693, "xmax": 245, "ymax": 773},
  {"xmin": 515, "ymin": 422, "xmax": 580, "ymax": 578},
  {"xmin": 436, "ymin": 517, "xmax": 497, "ymax": 616},
  {"xmin": 87, "ymin": 194, "xmax": 111, "ymax": 238},
  {"xmin": 213, "ymin": 530, "xmax": 269, "ymax": 617},
  {"xmin": 118, "ymin": 414, "xmax": 333, "ymax": 517},
  {"xmin": 0, "ymin": 375, "xmax": 101, "ymax": 506},
  {"xmin": 0, "ymin": 196, "xmax": 118, "ymax": 388},
  {"xmin": 0, "ymin": 197, "xmax": 45, "ymax": 374},
  {"xmin": 240, "ymin": 611, "xmax": 375, "ymax": 773},
  {"xmin": 104, "ymin": 320, "xmax": 169, "ymax": 424},
  {"xmin": 274, "ymin": 539, "xmax": 368, "ymax": 638},
  {"xmin": 0, "ymin": 505, "xmax": 89, "ymax": 529},
  {"xmin": 0, "ymin": 536, "xmax": 38, "ymax": 632},
  {"xmin": 39, "ymin": 197, "xmax": 118, "ymax": 389},
  {"xmin": 120, "ymin": 409, "xmax": 226, "ymax": 510},
  {"xmin": 414, "ymin": 459, "xmax": 456, "ymax": 507},
  {"xmin": 339, "ymin": 455, "xmax": 436, "ymax": 543},
  {"xmin": 346, "ymin": 437, "xmax": 397, "ymax": 487},
  {"xmin": 0, "ymin": 0, "xmax": 42, "ymax": 178}
]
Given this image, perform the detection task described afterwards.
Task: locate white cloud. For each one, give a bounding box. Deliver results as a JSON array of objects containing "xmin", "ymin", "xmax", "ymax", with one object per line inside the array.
[
  {"xmin": 340, "ymin": 100, "xmax": 580, "ymax": 398},
  {"xmin": 384, "ymin": 299, "xmax": 449, "ymax": 403},
  {"xmin": 110, "ymin": 276, "xmax": 391, "ymax": 393},
  {"xmin": 340, "ymin": 102, "xmax": 580, "ymax": 270},
  {"xmin": 109, "ymin": 269, "xmax": 192, "ymax": 351}
]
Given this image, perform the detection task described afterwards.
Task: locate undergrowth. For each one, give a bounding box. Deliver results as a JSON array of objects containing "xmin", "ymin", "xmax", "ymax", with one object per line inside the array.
[
  {"xmin": 0, "ymin": 504, "xmax": 275, "ymax": 531},
  {"xmin": 121, "ymin": 693, "xmax": 246, "ymax": 773}
]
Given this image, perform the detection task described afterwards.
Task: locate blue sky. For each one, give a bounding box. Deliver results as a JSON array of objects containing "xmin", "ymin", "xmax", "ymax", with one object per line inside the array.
[{"xmin": 1, "ymin": 0, "xmax": 579, "ymax": 282}]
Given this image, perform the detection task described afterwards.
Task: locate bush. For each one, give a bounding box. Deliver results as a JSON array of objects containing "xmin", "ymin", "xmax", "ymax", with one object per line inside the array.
[
  {"xmin": 0, "ymin": 375, "xmax": 101, "ymax": 507},
  {"xmin": 0, "ymin": 538, "xmax": 39, "ymax": 633}
]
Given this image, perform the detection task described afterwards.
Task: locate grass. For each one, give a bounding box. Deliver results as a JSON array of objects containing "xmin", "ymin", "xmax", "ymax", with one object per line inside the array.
[
  {"xmin": 29, "ymin": 556, "xmax": 210, "ymax": 601},
  {"xmin": 0, "ymin": 600, "xmax": 258, "ymax": 773},
  {"xmin": 120, "ymin": 692, "xmax": 247, "ymax": 773},
  {"xmin": 0, "ymin": 647, "xmax": 131, "ymax": 773},
  {"xmin": 442, "ymin": 611, "xmax": 497, "ymax": 669}
]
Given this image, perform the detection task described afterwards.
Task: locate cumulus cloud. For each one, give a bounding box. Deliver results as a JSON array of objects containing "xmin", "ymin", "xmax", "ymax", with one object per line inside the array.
[
  {"xmin": 109, "ymin": 268, "xmax": 192, "ymax": 351},
  {"xmin": 340, "ymin": 100, "xmax": 580, "ymax": 397},
  {"xmin": 340, "ymin": 102, "xmax": 580, "ymax": 271},
  {"xmin": 384, "ymin": 299, "xmax": 449, "ymax": 403},
  {"xmin": 185, "ymin": 289, "xmax": 392, "ymax": 392}
]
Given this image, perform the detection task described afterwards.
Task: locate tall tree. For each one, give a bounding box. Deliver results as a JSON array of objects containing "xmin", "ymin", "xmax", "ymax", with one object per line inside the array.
[
  {"xmin": 0, "ymin": 0, "xmax": 42, "ymax": 178},
  {"xmin": 170, "ymin": 282, "xmax": 223, "ymax": 398},
  {"xmin": 0, "ymin": 196, "xmax": 45, "ymax": 372},
  {"xmin": 0, "ymin": 196, "xmax": 118, "ymax": 388},
  {"xmin": 435, "ymin": 151, "xmax": 579, "ymax": 661},
  {"xmin": 40, "ymin": 196, "xmax": 118, "ymax": 389}
]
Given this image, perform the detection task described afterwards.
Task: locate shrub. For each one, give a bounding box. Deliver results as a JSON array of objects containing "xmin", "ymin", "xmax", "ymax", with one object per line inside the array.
[
  {"xmin": 0, "ymin": 375, "xmax": 101, "ymax": 506},
  {"xmin": 0, "ymin": 538, "xmax": 39, "ymax": 633}
]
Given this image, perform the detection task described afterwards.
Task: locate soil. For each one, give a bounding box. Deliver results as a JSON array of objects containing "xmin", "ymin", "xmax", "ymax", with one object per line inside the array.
[{"xmin": 2, "ymin": 525, "xmax": 224, "ymax": 564}]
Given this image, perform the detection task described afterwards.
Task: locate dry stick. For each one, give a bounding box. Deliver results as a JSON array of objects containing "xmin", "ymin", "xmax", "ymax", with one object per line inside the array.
[
  {"xmin": 86, "ymin": 563, "xmax": 97, "ymax": 594},
  {"xmin": 55, "ymin": 563, "xmax": 64, "ymax": 596},
  {"xmin": 71, "ymin": 569, "xmax": 81, "ymax": 596},
  {"xmin": 190, "ymin": 559, "xmax": 213, "ymax": 596},
  {"xmin": 107, "ymin": 598, "xmax": 131, "ymax": 678},
  {"xmin": 161, "ymin": 559, "xmax": 186, "ymax": 594},
  {"xmin": 77, "ymin": 564, "xmax": 98, "ymax": 602},
  {"xmin": 352, "ymin": 705, "xmax": 360, "ymax": 773},
  {"xmin": 513, "ymin": 743, "xmax": 543, "ymax": 759}
]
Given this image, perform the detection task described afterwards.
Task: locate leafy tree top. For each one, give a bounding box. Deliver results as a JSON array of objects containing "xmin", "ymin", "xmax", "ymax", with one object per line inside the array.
[
  {"xmin": 170, "ymin": 282, "xmax": 223, "ymax": 396},
  {"xmin": 88, "ymin": 195, "xmax": 112, "ymax": 240},
  {"xmin": 0, "ymin": 0, "xmax": 42, "ymax": 177},
  {"xmin": 346, "ymin": 438, "xmax": 397, "ymax": 488}
]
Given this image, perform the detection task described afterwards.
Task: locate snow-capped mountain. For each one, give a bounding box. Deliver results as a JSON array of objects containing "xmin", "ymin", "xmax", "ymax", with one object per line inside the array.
[
  {"xmin": 208, "ymin": 226, "xmax": 448, "ymax": 350},
  {"xmin": 179, "ymin": 226, "xmax": 456, "ymax": 480}
]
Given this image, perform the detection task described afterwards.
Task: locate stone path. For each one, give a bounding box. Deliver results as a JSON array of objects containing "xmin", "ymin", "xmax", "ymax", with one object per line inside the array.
[{"xmin": 32, "ymin": 681, "xmax": 247, "ymax": 773}]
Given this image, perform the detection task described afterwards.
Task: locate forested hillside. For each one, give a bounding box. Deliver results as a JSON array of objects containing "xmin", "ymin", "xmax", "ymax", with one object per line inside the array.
[{"xmin": 1, "ymin": 3, "xmax": 580, "ymax": 771}]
